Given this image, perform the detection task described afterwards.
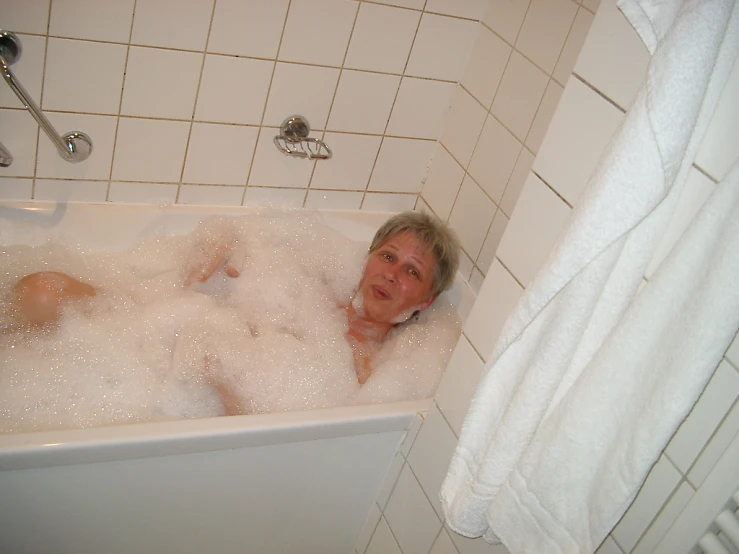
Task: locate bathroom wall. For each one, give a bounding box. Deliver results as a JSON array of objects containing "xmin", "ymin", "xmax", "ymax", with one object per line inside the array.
[
  {"xmin": 359, "ymin": 0, "xmax": 739, "ymax": 553},
  {"xmin": 0, "ymin": 0, "xmax": 482, "ymax": 211}
]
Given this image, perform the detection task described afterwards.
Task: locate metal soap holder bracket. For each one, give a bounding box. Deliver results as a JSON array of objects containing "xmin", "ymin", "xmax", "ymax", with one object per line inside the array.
[
  {"xmin": 274, "ymin": 115, "xmax": 332, "ymax": 160},
  {"xmin": 0, "ymin": 30, "xmax": 92, "ymax": 164}
]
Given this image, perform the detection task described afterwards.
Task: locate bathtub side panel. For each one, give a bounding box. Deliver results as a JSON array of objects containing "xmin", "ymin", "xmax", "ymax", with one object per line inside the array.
[{"xmin": 0, "ymin": 430, "xmax": 402, "ymax": 554}]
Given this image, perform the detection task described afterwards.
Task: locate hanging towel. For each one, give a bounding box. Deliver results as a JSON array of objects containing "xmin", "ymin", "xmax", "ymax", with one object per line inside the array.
[{"xmin": 440, "ymin": 0, "xmax": 739, "ymax": 552}]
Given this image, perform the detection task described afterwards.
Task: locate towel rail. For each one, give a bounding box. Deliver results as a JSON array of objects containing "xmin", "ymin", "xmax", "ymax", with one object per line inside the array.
[{"xmin": 0, "ymin": 30, "xmax": 92, "ymax": 164}]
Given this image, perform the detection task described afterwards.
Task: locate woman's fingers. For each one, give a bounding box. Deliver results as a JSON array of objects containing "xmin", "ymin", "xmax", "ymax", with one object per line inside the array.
[
  {"xmin": 184, "ymin": 255, "xmax": 224, "ymax": 286},
  {"xmin": 224, "ymin": 245, "xmax": 248, "ymax": 278}
]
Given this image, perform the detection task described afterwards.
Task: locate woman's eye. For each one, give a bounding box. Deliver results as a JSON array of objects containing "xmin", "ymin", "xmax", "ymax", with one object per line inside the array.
[
  {"xmin": 382, "ymin": 253, "xmax": 393, "ymax": 261},
  {"xmin": 409, "ymin": 268, "xmax": 420, "ymax": 279}
]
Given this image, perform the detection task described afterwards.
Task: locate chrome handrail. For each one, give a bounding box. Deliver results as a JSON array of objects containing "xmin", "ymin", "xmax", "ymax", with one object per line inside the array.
[{"xmin": 0, "ymin": 30, "xmax": 92, "ymax": 164}]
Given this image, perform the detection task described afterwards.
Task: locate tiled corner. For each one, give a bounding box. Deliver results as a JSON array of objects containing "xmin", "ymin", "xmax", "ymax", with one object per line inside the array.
[
  {"xmin": 263, "ymin": 63, "xmax": 340, "ymax": 130},
  {"xmin": 372, "ymin": 0, "xmax": 425, "ymax": 7},
  {"xmin": 631, "ymin": 482, "xmax": 694, "ymax": 554},
  {"xmin": 120, "ymin": 47, "xmax": 202, "ymax": 120},
  {"xmin": 553, "ymin": 7, "xmax": 595, "ymax": 86},
  {"xmin": 355, "ymin": 502, "xmax": 382, "ymax": 554},
  {"xmin": 525, "ymin": 79, "xmax": 564, "ymax": 154},
  {"xmin": 387, "ymin": 78, "xmax": 456, "ymax": 140},
  {"xmin": 177, "ymin": 184, "xmax": 244, "ymax": 206},
  {"xmin": 384, "ymin": 464, "xmax": 443, "ymax": 554},
  {"xmin": 595, "ymin": 536, "xmax": 624, "ymax": 554},
  {"xmin": 406, "ymin": 14, "xmax": 478, "ymax": 82},
  {"xmin": 0, "ymin": 178, "xmax": 33, "ymax": 201},
  {"xmin": 278, "ymin": 0, "xmax": 357, "ymax": 67},
  {"xmin": 42, "ymin": 38, "xmax": 127, "ymax": 115},
  {"xmin": 366, "ymin": 516, "xmax": 403, "ymax": 554},
  {"xmin": 477, "ymin": 209, "xmax": 509, "ymax": 274},
  {"xmin": 463, "ymin": 259, "xmax": 524, "ymax": 362},
  {"xmin": 532, "ymin": 76, "xmax": 624, "ymax": 206},
  {"xmin": 361, "ymin": 193, "xmax": 417, "ymax": 212},
  {"xmin": 33, "ymin": 179, "xmax": 108, "ymax": 202},
  {"xmin": 344, "ymin": 3, "xmax": 420, "ymax": 74},
  {"xmin": 207, "ymin": 0, "xmax": 289, "ymax": 58},
  {"xmin": 448, "ymin": 176, "xmax": 496, "ymax": 259},
  {"xmin": 327, "ymin": 71, "xmax": 401, "ymax": 134},
  {"xmin": 376, "ymin": 453, "xmax": 406, "ymax": 510},
  {"xmin": 195, "ymin": 55, "xmax": 273, "ymax": 125},
  {"xmin": 420, "ymin": 146, "xmax": 465, "ymax": 221},
  {"xmin": 515, "ymin": 0, "xmax": 577, "ymax": 74},
  {"xmin": 49, "ymin": 0, "xmax": 135, "ymax": 42},
  {"xmin": 430, "ymin": 528, "xmax": 459, "ymax": 554},
  {"xmin": 726, "ymin": 333, "xmax": 739, "ymax": 370},
  {"xmin": 368, "ymin": 138, "xmax": 435, "ymax": 194},
  {"xmin": 435, "ymin": 336, "xmax": 486, "ymax": 436},
  {"xmin": 310, "ymin": 133, "xmax": 382, "ymax": 190},
  {"xmin": 482, "ymin": 0, "xmax": 531, "ymax": 46},
  {"xmin": 406, "ymin": 403, "xmax": 459, "ymax": 517},
  {"xmin": 248, "ymin": 129, "xmax": 315, "ymax": 189},
  {"xmin": 490, "ymin": 51, "xmax": 549, "ymax": 142},
  {"xmin": 461, "ymin": 26, "xmax": 512, "ymax": 109},
  {"xmin": 496, "ymin": 172, "xmax": 572, "ymax": 286},
  {"xmin": 664, "ymin": 360, "xmax": 739, "ymax": 474},
  {"xmin": 131, "ymin": 0, "xmax": 214, "ymax": 50},
  {"xmin": 243, "ymin": 186, "xmax": 306, "ymax": 208},
  {"xmin": 468, "ymin": 115, "xmax": 523, "ymax": 204},
  {"xmin": 499, "ymin": 148, "xmax": 535, "ymax": 217},
  {"xmin": 458, "ymin": 250, "xmax": 475, "ymax": 282},
  {"xmin": 687, "ymin": 395, "xmax": 739, "ymax": 488},
  {"xmin": 108, "ymin": 182, "xmax": 179, "ymax": 204},
  {"xmin": 441, "ymin": 87, "xmax": 488, "ymax": 168},
  {"xmin": 0, "ymin": 34, "xmax": 45, "ymax": 110},
  {"xmin": 611, "ymin": 455, "xmax": 682, "ymax": 552},
  {"xmin": 182, "ymin": 123, "xmax": 258, "ymax": 185},
  {"xmin": 0, "ymin": 0, "xmax": 50, "ymax": 34},
  {"xmin": 574, "ymin": 0, "xmax": 650, "ymax": 111},
  {"xmin": 304, "ymin": 189, "xmax": 363, "ymax": 210},
  {"xmin": 468, "ymin": 268, "xmax": 485, "ymax": 294},
  {"xmin": 400, "ymin": 412, "xmax": 426, "ymax": 457},
  {"xmin": 426, "ymin": 0, "xmax": 489, "ymax": 20}
]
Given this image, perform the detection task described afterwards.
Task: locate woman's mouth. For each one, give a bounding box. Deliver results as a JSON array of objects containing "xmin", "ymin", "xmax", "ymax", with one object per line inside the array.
[{"xmin": 371, "ymin": 285, "xmax": 390, "ymax": 300}]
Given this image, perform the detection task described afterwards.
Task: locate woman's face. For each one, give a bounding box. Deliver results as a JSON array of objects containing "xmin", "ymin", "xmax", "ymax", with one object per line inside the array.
[{"xmin": 358, "ymin": 232, "xmax": 436, "ymax": 324}]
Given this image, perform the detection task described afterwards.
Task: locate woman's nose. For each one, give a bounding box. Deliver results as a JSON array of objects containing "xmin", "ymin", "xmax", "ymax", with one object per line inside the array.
[{"xmin": 384, "ymin": 267, "xmax": 397, "ymax": 282}]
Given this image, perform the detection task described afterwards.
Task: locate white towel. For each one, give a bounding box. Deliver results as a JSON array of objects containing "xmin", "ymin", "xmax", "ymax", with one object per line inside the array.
[{"xmin": 440, "ymin": 0, "xmax": 739, "ymax": 552}]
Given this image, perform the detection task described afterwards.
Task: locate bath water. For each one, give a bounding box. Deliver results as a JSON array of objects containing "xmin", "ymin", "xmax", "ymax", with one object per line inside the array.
[{"xmin": 0, "ymin": 209, "xmax": 460, "ymax": 433}]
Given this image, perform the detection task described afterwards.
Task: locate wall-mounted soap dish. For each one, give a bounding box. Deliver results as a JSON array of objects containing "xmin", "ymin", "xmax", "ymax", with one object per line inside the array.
[{"xmin": 273, "ymin": 115, "xmax": 332, "ymax": 160}]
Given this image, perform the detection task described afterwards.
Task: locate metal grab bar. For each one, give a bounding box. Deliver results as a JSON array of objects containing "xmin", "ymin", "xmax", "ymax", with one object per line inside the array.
[{"xmin": 0, "ymin": 30, "xmax": 92, "ymax": 164}]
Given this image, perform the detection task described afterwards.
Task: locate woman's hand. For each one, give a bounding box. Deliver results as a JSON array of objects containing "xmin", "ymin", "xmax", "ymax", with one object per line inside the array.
[
  {"xmin": 183, "ymin": 219, "xmax": 247, "ymax": 286},
  {"xmin": 184, "ymin": 243, "xmax": 247, "ymax": 286}
]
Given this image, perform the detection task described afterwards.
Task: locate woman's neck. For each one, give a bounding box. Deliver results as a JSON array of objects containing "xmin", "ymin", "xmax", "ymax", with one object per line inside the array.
[{"xmin": 345, "ymin": 305, "xmax": 393, "ymax": 343}]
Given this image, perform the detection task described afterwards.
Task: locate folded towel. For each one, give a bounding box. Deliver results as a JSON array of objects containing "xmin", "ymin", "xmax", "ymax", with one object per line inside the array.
[{"xmin": 440, "ymin": 0, "xmax": 739, "ymax": 552}]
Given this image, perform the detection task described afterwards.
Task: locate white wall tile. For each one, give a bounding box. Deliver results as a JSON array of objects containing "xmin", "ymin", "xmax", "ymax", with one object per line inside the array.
[
  {"xmin": 111, "ymin": 118, "xmax": 190, "ymax": 182},
  {"xmin": 49, "ymin": 0, "xmax": 135, "ymax": 42},
  {"xmin": 477, "ymin": 209, "xmax": 509, "ymax": 273},
  {"xmin": 387, "ymin": 78, "xmax": 456, "ymax": 139},
  {"xmin": 665, "ymin": 360, "xmax": 739, "ymax": 474},
  {"xmin": 574, "ymin": 0, "xmax": 650, "ymax": 110},
  {"xmin": 463, "ymin": 259, "xmax": 524, "ymax": 361},
  {"xmin": 0, "ymin": 109, "xmax": 39, "ymax": 178},
  {"xmin": 461, "ymin": 26, "xmax": 512, "ymax": 109},
  {"xmin": 243, "ymin": 186, "xmax": 306, "ymax": 208},
  {"xmin": 305, "ymin": 189, "xmax": 363, "ymax": 210},
  {"xmin": 500, "ymin": 148, "xmax": 534, "ymax": 217},
  {"xmin": 0, "ymin": 178, "xmax": 33, "ymax": 200},
  {"xmin": 482, "ymin": 0, "xmax": 531, "ymax": 46},
  {"xmin": 688, "ymin": 394, "xmax": 739, "ymax": 488},
  {"xmin": 121, "ymin": 47, "xmax": 201, "ymax": 120},
  {"xmin": 496, "ymin": 172, "xmax": 571, "ymax": 285},
  {"xmin": 279, "ymin": 0, "xmax": 357, "ymax": 66},
  {"xmin": 645, "ymin": 167, "xmax": 716, "ymax": 279},
  {"xmin": 612, "ymin": 456, "xmax": 681, "ymax": 552},
  {"xmin": 263, "ymin": 63, "xmax": 340, "ymax": 130},
  {"xmin": 366, "ymin": 516, "xmax": 403, "ymax": 554},
  {"xmin": 469, "ymin": 268, "xmax": 485, "ymax": 295},
  {"xmin": 631, "ymin": 482, "xmax": 694, "ymax": 554},
  {"xmin": 468, "ymin": 115, "xmax": 522, "ymax": 204},
  {"xmin": 407, "ymin": 404, "xmax": 459, "ymax": 517},
  {"xmin": 356, "ymin": 503, "xmax": 382, "ymax": 554},
  {"xmin": 448, "ymin": 177, "xmax": 496, "ymax": 259},
  {"xmin": 458, "ymin": 250, "xmax": 475, "ymax": 282},
  {"xmin": 430, "ymin": 529, "xmax": 459, "ymax": 554},
  {"xmin": 441, "ymin": 87, "xmax": 488, "ymax": 168},
  {"xmin": 0, "ymin": 0, "xmax": 50, "ymax": 34},
  {"xmin": 695, "ymin": 55, "xmax": 739, "ymax": 182},
  {"xmin": 131, "ymin": 0, "xmax": 213, "ymax": 50},
  {"xmin": 34, "ymin": 179, "xmax": 107, "ymax": 202},
  {"xmin": 595, "ymin": 536, "xmax": 624, "ymax": 554},
  {"xmin": 183, "ymin": 123, "xmax": 258, "ymax": 185},
  {"xmin": 344, "ymin": 3, "xmax": 420, "ymax": 74},
  {"xmin": 362, "ymin": 193, "xmax": 416, "ymax": 212},
  {"xmin": 108, "ymin": 182, "xmax": 178, "ymax": 204},
  {"xmin": 581, "ymin": 0, "xmax": 601, "ymax": 12},
  {"xmin": 376, "ymin": 453, "xmax": 406, "ymax": 510},
  {"xmin": 43, "ymin": 38, "xmax": 127, "ymax": 115},
  {"xmin": 726, "ymin": 334, "xmax": 739, "ymax": 369},
  {"xmin": 406, "ymin": 14, "xmax": 478, "ymax": 81},
  {"xmin": 368, "ymin": 138, "xmax": 435, "ymax": 193},
  {"xmin": 435, "ymin": 336, "xmax": 486, "ymax": 436},
  {"xmin": 208, "ymin": 0, "xmax": 288, "ymax": 58},
  {"xmin": 384, "ymin": 464, "xmax": 442, "ymax": 554},
  {"xmin": 525, "ymin": 79, "xmax": 563, "ymax": 154},
  {"xmin": 400, "ymin": 412, "xmax": 426, "ymax": 457},
  {"xmin": 553, "ymin": 7, "xmax": 595, "ymax": 86},
  {"xmin": 420, "ymin": 146, "xmax": 465, "ymax": 221},
  {"xmin": 427, "ymin": 0, "xmax": 489, "ymax": 19},
  {"xmin": 249, "ymin": 130, "xmax": 315, "ymax": 188},
  {"xmin": 177, "ymin": 184, "xmax": 244, "ymax": 206},
  {"xmin": 0, "ymin": 34, "xmax": 45, "ymax": 110},
  {"xmin": 516, "ymin": 0, "xmax": 577, "ymax": 74},
  {"xmin": 373, "ymin": 0, "xmax": 424, "ymax": 8},
  {"xmin": 36, "ymin": 113, "xmax": 117, "ymax": 180},
  {"xmin": 195, "ymin": 55, "xmax": 272, "ymax": 125},
  {"xmin": 491, "ymin": 51, "xmax": 549, "ymax": 142},
  {"xmin": 533, "ymin": 77, "xmax": 623, "ymax": 205},
  {"xmin": 311, "ymin": 133, "xmax": 381, "ymax": 190},
  {"xmin": 327, "ymin": 71, "xmax": 401, "ymax": 134}
]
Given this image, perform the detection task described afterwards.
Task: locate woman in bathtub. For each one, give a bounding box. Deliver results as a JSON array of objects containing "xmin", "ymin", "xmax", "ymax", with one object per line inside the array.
[{"xmin": 7, "ymin": 211, "xmax": 460, "ymax": 392}]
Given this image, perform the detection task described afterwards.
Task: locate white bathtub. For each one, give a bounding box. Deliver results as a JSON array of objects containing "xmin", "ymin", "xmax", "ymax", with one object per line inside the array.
[{"xmin": 0, "ymin": 202, "xmax": 470, "ymax": 554}]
